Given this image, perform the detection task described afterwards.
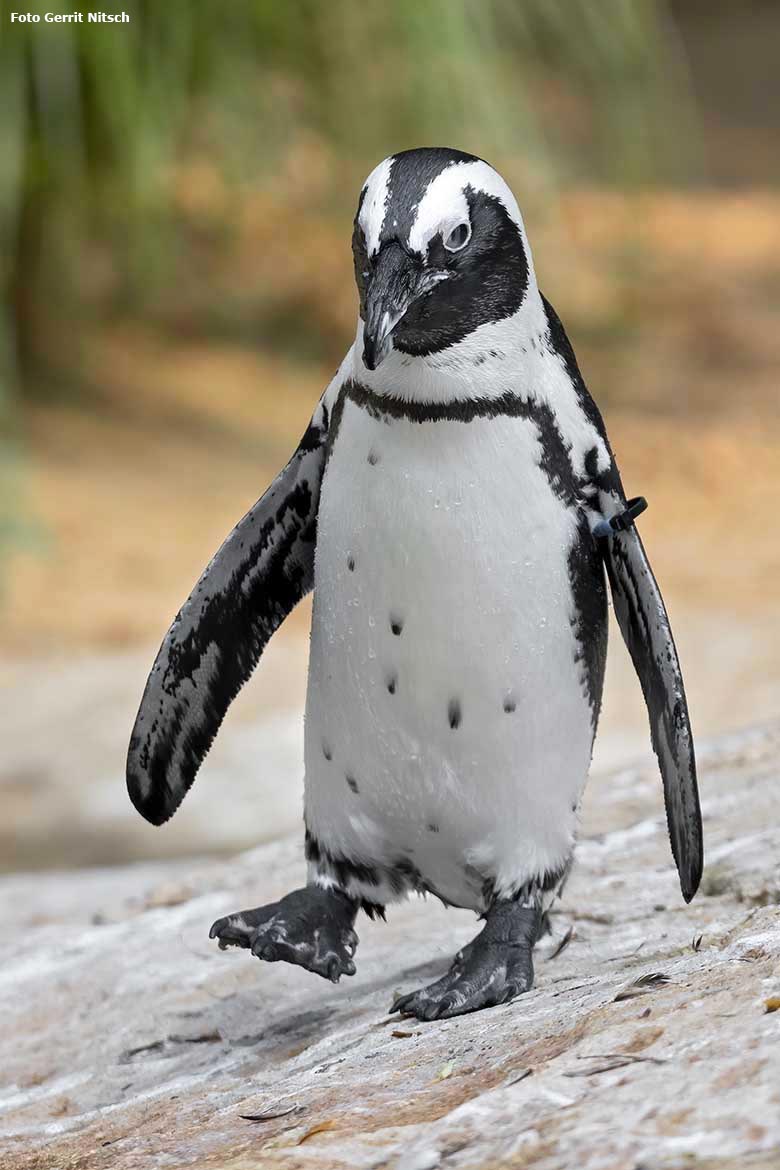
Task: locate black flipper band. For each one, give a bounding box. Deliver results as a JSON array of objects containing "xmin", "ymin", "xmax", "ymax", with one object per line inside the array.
[{"xmin": 593, "ymin": 496, "xmax": 647, "ymax": 539}]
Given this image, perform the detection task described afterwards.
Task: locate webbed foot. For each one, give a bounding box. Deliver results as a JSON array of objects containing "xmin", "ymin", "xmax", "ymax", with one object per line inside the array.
[
  {"xmin": 209, "ymin": 885, "xmax": 358, "ymax": 983},
  {"xmin": 391, "ymin": 902, "xmax": 540, "ymax": 1020}
]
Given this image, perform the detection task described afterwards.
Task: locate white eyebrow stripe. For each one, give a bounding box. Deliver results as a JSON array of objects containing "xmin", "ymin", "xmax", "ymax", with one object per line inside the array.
[
  {"xmin": 408, "ymin": 160, "xmax": 524, "ymax": 255},
  {"xmin": 359, "ymin": 156, "xmax": 394, "ymax": 256}
]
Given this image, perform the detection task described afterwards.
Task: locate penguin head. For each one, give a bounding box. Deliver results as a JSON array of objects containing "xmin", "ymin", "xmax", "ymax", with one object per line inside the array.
[{"xmin": 353, "ymin": 148, "xmax": 537, "ymax": 374}]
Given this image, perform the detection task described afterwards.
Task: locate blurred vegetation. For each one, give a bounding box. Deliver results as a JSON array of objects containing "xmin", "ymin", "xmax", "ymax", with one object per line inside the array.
[{"xmin": 0, "ymin": 0, "xmax": 697, "ymax": 402}]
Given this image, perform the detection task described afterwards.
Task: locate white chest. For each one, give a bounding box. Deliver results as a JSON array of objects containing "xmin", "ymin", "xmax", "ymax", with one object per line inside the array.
[{"xmin": 303, "ymin": 394, "xmax": 597, "ymax": 907}]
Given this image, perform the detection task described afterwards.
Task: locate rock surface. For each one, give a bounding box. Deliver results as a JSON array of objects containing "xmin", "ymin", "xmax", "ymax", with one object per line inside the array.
[{"xmin": 2, "ymin": 723, "xmax": 780, "ymax": 1170}]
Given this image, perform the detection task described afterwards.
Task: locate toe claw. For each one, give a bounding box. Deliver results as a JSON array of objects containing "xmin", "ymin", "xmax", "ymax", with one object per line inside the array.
[
  {"xmin": 210, "ymin": 917, "xmax": 253, "ymax": 950},
  {"xmin": 345, "ymin": 929, "xmax": 359, "ymax": 954},
  {"xmin": 328, "ymin": 958, "xmax": 341, "ymax": 983},
  {"xmin": 252, "ymin": 938, "xmax": 278, "ymax": 961},
  {"xmin": 433, "ymin": 994, "xmax": 457, "ymax": 1019}
]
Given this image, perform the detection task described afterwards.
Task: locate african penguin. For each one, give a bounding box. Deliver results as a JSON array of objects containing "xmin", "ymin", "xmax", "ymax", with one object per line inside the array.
[{"xmin": 127, "ymin": 147, "xmax": 702, "ymax": 1021}]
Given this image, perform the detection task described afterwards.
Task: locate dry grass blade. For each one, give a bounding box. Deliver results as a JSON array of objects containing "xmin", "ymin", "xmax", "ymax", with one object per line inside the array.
[
  {"xmin": 548, "ymin": 925, "xmax": 575, "ymax": 961},
  {"xmin": 607, "ymin": 941, "xmax": 647, "ymax": 963},
  {"xmin": 119, "ymin": 1039, "xmax": 164, "ymax": 1062},
  {"xmin": 297, "ymin": 1119, "xmax": 339, "ymax": 1144},
  {"xmin": 565, "ymin": 1051, "xmax": 668, "ymax": 1077},
  {"xmin": 167, "ymin": 1030, "xmax": 221, "ymax": 1045},
  {"xmin": 585, "ymin": 1052, "xmax": 667, "ymax": 1065},
  {"xmin": 614, "ymin": 972, "xmax": 671, "ymax": 1001},
  {"xmin": 240, "ymin": 1104, "xmax": 301, "ymax": 1122}
]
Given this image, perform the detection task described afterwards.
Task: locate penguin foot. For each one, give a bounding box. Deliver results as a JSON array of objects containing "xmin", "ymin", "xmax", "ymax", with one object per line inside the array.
[
  {"xmin": 390, "ymin": 902, "xmax": 540, "ymax": 1021},
  {"xmin": 209, "ymin": 885, "xmax": 358, "ymax": 983}
]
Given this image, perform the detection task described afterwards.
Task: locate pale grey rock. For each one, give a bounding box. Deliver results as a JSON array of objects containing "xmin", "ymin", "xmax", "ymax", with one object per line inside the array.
[{"xmin": 1, "ymin": 723, "xmax": 779, "ymax": 1169}]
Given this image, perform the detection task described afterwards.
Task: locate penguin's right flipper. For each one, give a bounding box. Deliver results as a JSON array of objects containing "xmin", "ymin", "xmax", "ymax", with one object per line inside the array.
[
  {"xmin": 602, "ymin": 523, "xmax": 703, "ymax": 903},
  {"xmin": 126, "ymin": 380, "xmax": 343, "ymax": 827},
  {"xmin": 541, "ymin": 293, "xmax": 702, "ymax": 903}
]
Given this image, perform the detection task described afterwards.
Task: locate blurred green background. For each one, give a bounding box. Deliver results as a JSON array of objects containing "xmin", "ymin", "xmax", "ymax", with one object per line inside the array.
[
  {"xmin": 1, "ymin": 0, "xmax": 696, "ymax": 400},
  {"xmin": 0, "ymin": 0, "xmax": 778, "ymax": 869}
]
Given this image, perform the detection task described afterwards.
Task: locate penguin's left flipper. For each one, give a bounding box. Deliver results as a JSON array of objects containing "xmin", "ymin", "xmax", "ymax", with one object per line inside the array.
[
  {"xmin": 601, "ymin": 523, "xmax": 703, "ymax": 902},
  {"xmin": 391, "ymin": 903, "xmax": 540, "ymax": 1021},
  {"xmin": 126, "ymin": 391, "xmax": 334, "ymax": 828}
]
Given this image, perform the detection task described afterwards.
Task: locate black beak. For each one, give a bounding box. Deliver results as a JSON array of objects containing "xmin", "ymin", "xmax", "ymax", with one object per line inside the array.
[{"xmin": 362, "ymin": 243, "xmax": 444, "ymax": 370}]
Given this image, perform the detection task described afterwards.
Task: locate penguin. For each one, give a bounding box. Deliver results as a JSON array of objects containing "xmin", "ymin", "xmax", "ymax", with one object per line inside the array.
[{"xmin": 127, "ymin": 148, "xmax": 702, "ymax": 1021}]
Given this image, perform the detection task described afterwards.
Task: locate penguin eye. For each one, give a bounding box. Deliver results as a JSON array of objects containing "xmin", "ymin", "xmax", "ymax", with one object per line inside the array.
[{"xmin": 443, "ymin": 222, "xmax": 471, "ymax": 252}]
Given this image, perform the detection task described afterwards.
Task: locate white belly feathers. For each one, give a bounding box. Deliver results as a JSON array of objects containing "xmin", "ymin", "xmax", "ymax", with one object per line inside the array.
[{"xmin": 303, "ymin": 395, "xmax": 595, "ymax": 910}]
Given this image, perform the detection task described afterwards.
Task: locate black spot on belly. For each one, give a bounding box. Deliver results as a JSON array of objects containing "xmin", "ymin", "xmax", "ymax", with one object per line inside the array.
[
  {"xmin": 367, "ymin": 449, "xmax": 380, "ymax": 466},
  {"xmin": 427, "ymin": 822, "xmax": 439, "ymax": 833},
  {"xmin": 503, "ymin": 693, "xmax": 516, "ymax": 713},
  {"xmin": 345, "ymin": 774, "xmax": 359, "ymax": 794},
  {"xmin": 448, "ymin": 698, "xmax": 462, "ymax": 729},
  {"xmin": 386, "ymin": 672, "xmax": 397, "ymax": 695},
  {"xmin": 390, "ymin": 614, "xmax": 404, "ymax": 636},
  {"xmin": 322, "ymin": 741, "xmax": 332, "ymax": 761},
  {"xmin": 347, "ymin": 554, "xmax": 355, "ymax": 572}
]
